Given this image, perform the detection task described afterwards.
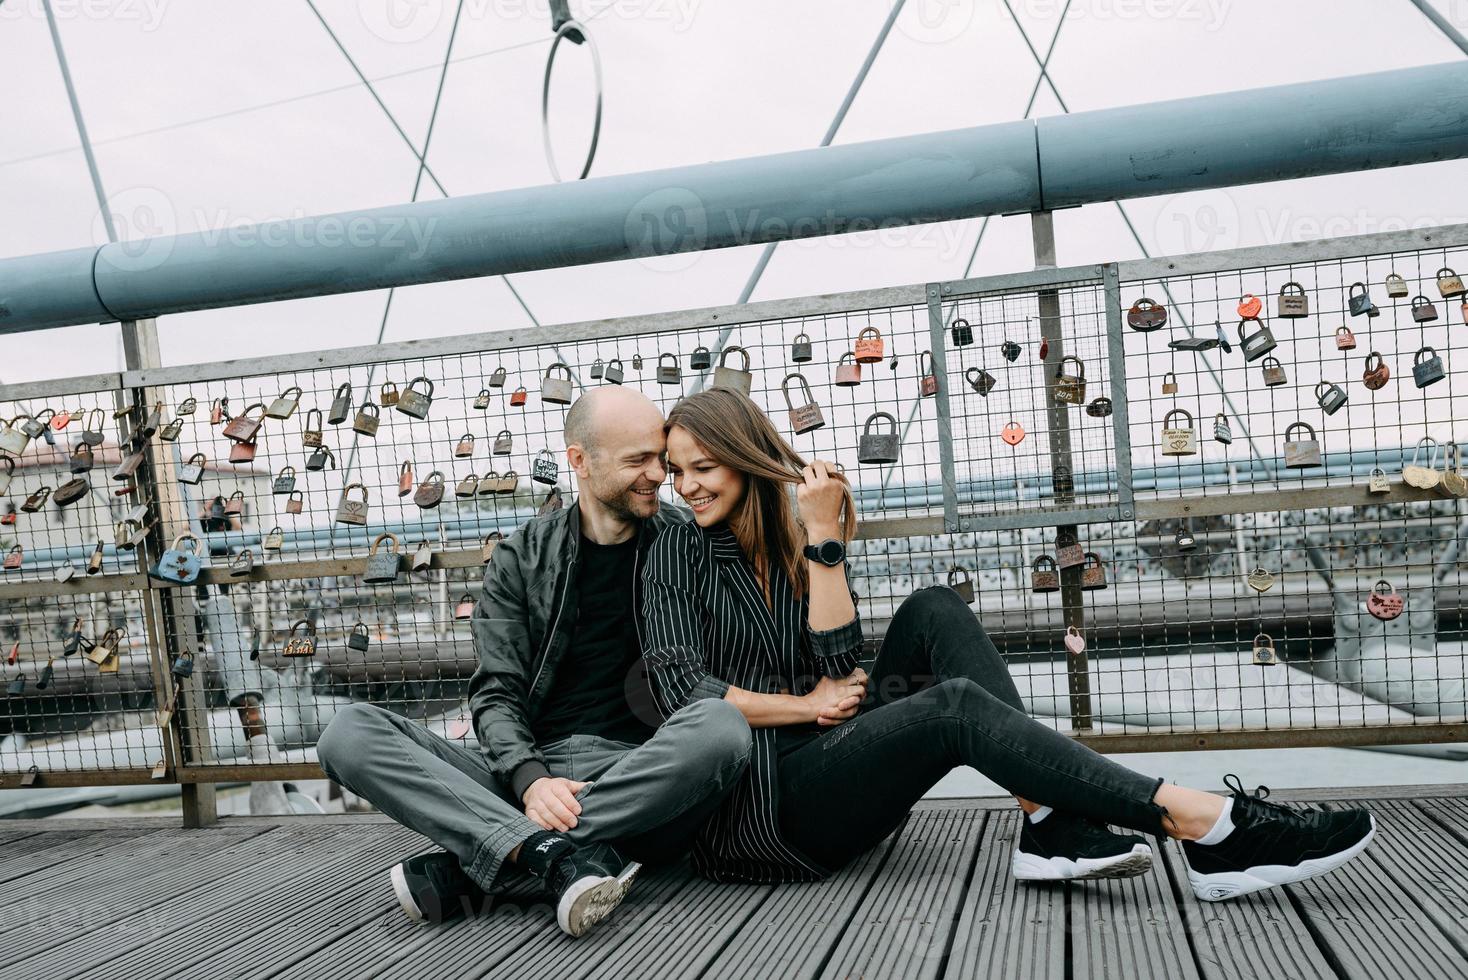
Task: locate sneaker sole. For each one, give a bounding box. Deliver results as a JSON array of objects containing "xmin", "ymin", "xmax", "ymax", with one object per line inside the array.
[
  {"xmin": 389, "ymin": 864, "xmax": 426, "ymax": 924},
  {"xmin": 557, "ymin": 860, "xmax": 642, "ymax": 938},
  {"xmin": 1012, "ymin": 843, "xmax": 1154, "ymax": 881},
  {"xmin": 1188, "ymin": 814, "xmax": 1377, "ymax": 902}
]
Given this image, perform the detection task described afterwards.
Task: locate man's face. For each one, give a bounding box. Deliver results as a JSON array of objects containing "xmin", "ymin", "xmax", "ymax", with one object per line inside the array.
[{"xmin": 579, "ymin": 415, "xmax": 667, "ymax": 520}]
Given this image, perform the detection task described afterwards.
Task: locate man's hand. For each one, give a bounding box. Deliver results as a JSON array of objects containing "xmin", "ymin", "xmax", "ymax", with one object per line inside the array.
[
  {"xmin": 804, "ymin": 668, "xmax": 868, "ymax": 727},
  {"xmin": 522, "ymin": 776, "xmax": 589, "ymax": 831}
]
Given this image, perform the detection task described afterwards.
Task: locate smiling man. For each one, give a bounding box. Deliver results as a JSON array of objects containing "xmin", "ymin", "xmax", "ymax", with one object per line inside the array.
[{"xmin": 316, "ymin": 386, "xmax": 752, "ymax": 938}]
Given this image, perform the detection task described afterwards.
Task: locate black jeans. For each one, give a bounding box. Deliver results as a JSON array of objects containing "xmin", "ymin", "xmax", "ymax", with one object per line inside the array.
[{"xmin": 776, "ymin": 587, "xmax": 1170, "ymax": 873}]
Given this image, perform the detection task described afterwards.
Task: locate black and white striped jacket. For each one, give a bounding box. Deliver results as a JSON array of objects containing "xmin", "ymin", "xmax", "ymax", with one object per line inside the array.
[{"xmin": 641, "ymin": 519, "xmax": 863, "ymax": 882}]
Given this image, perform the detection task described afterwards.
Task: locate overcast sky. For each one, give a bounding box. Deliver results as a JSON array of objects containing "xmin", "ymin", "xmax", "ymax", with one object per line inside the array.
[{"xmin": 2, "ymin": 0, "xmax": 1467, "ymax": 383}]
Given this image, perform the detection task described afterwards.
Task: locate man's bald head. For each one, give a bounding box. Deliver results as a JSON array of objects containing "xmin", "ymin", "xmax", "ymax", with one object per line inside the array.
[{"xmin": 564, "ymin": 386, "xmax": 664, "ymax": 457}]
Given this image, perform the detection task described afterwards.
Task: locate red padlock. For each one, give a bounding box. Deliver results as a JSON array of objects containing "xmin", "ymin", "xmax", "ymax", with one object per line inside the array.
[
  {"xmin": 1001, "ymin": 421, "xmax": 1026, "ymax": 446},
  {"xmin": 509, "ymin": 387, "xmax": 528, "ymax": 407},
  {"xmin": 1237, "ymin": 294, "xmax": 1262, "ymax": 318},
  {"xmin": 1038, "ymin": 337, "xmax": 1049, "ymax": 361},
  {"xmin": 1366, "ymin": 580, "xmax": 1404, "ymax": 621},
  {"xmin": 853, "ymin": 326, "xmax": 884, "ymax": 364},
  {"xmin": 51, "ymin": 410, "xmax": 72, "ymax": 431},
  {"xmin": 454, "ymin": 594, "xmax": 475, "ymax": 620}
]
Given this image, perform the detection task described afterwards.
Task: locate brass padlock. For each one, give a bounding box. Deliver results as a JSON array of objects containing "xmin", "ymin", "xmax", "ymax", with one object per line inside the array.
[
  {"xmin": 412, "ymin": 540, "xmax": 433, "ymax": 572},
  {"xmin": 1438, "ymin": 443, "xmax": 1468, "ymax": 498},
  {"xmin": 87, "ymin": 539, "xmax": 105, "ymax": 575},
  {"xmin": 950, "ymin": 316, "xmax": 974, "ymax": 347},
  {"xmin": 396, "ymin": 376, "xmax": 435, "ymax": 419},
  {"xmin": 455, "ymin": 473, "xmax": 479, "ymax": 498},
  {"xmin": 1402, "ymin": 437, "xmax": 1440, "ymax": 489},
  {"xmin": 1031, "ymin": 555, "xmax": 1059, "ymax": 593},
  {"xmin": 347, "ymin": 622, "xmax": 371, "ymax": 652},
  {"xmin": 853, "ymin": 326, "xmax": 884, "ymax": 363},
  {"xmin": 1413, "ymin": 345, "xmax": 1446, "ymax": 388},
  {"xmin": 1252, "ymin": 633, "xmax": 1277, "ymax": 667},
  {"xmin": 510, "ymin": 386, "xmax": 528, "ymax": 406},
  {"xmin": 496, "ymin": 470, "xmax": 520, "ymax": 494},
  {"xmin": 398, "ymin": 460, "xmax": 414, "ymax": 497},
  {"xmin": 1276, "ymin": 281, "xmax": 1309, "ymax": 318},
  {"xmin": 328, "ymin": 382, "xmax": 353, "ymax": 425},
  {"xmin": 454, "ymin": 433, "xmax": 476, "ymax": 458},
  {"xmin": 380, "ymin": 380, "xmax": 400, "ymax": 407},
  {"xmin": 1385, "ymin": 272, "xmax": 1409, "ymax": 298},
  {"xmin": 1347, "ymin": 281, "xmax": 1378, "ymax": 318},
  {"xmin": 834, "ymin": 352, "xmax": 861, "ymax": 387},
  {"xmin": 948, "ymin": 567, "xmax": 975, "ymax": 604},
  {"xmin": 415, "ymin": 471, "xmax": 446, "ymax": 509},
  {"xmin": 1282, "ymin": 421, "xmax": 1322, "ymax": 469},
  {"xmin": 1160, "ymin": 409, "xmax": 1197, "ymax": 457},
  {"xmin": 1367, "ymin": 466, "xmax": 1391, "ymax": 494},
  {"xmin": 1411, "ymin": 295, "xmax": 1439, "ymax": 323},
  {"xmin": 177, "ymin": 396, "xmax": 197, "ymax": 416},
  {"xmin": 488, "ymin": 366, "xmax": 508, "ymax": 388},
  {"xmin": 782, "ymin": 374, "xmax": 825, "ymax": 434},
  {"xmin": 159, "ymin": 418, "xmax": 183, "ymax": 442},
  {"xmin": 1237, "ymin": 317, "xmax": 1277, "ymax": 362},
  {"xmin": 302, "ymin": 408, "xmax": 324, "ymax": 447},
  {"xmin": 282, "ymin": 621, "xmax": 317, "ymax": 658},
  {"xmin": 1334, "ymin": 325, "xmax": 1356, "ymax": 350},
  {"xmin": 532, "ymin": 449, "xmax": 559, "ymax": 485},
  {"xmin": 857, "ymin": 412, "xmax": 899, "ymax": 464},
  {"xmin": 1081, "ymin": 552, "xmax": 1107, "ymax": 590},
  {"xmin": 353, "ymin": 402, "xmax": 381, "ymax": 437},
  {"xmin": 1161, "ymin": 371, "xmax": 1179, "ymax": 395},
  {"xmin": 589, "ymin": 358, "xmax": 604, "ymax": 380},
  {"xmin": 222, "ymin": 403, "xmax": 266, "ymax": 443},
  {"xmin": 336, "ymin": 483, "xmax": 370, "ymax": 526},
  {"xmin": 286, "ymin": 490, "xmax": 304, "ymax": 514},
  {"xmin": 965, "ymin": 366, "xmax": 997, "ymax": 396},
  {"xmin": 1247, "ymin": 567, "xmax": 1274, "ymax": 593},
  {"xmin": 656, "ymin": 353, "xmax": 682, "ymax": 385},
  {"xmin": 713, "ymin": 346, "xmax": 753, "ymax": 396},
  {"xmin": 791, "ymin": 332, "xmax": 813, "ymax": 362},
  {"xmin": 1053, "ymin": 356, "xmax": 1086, "ymax": 405},
  {"xmin": 224, "ymin": 489, "xmax": 247, "ymax": 515},
  {"xmin": 71, "ymin": 442, "xmax": 95, "ymax": 474},
  {"xmin": 363, "ymin": 533, "xmax": 401, "ymax": 583},
  {"xmin": 1437, "ymin": 266, "xmax": 1465, "ymax": 298},
  {"xmin": 1055, "ymin": 530, "xmax": 1084, "ymax": 569},
  {"xmin": 1362, "ymin": 352, "xmax": 1390, "ymax": 390},
  {"xmin": 88, "ymin": 627, "xmax": 122, "ymax": 666},
  {"xmin": 306, "ymin": 445, "xmax": 336, "ymax": 472},
  {"xmin": 1314, "ymin": 381, "xmax": 1348, "ymax": 415},
  {"xmin": 473, "ymin": 387, "xmax": 492, "ymax": 409},
  {"xmin": 1127, "ymin": 297, "xmax": 1167, "ymax": 331},
  {"xmin": 177, "ymin": 452, "xmax": 206, "ymax": 484},
  {"xmin": 918, "ymin": 350, "xmax": 939, "ymax": 397},
  {"xmin": 492, "ymin": 429, "xmax": 513, "ymax": 455},
  {"xmin": 263, "ymin": 526, "xmax": 285, "ymax": 551},
  {"xmin": 603, "ymin": 358, "xmax": 625, "ymax": 385},
  {"xmin": 541, "ymin": 363, "xmax": 574, "ymax": 404},
  {"xmin": 481, "ymin": 532, "xmax": 502, "ymax": 562},
  {"xmin": 266, "ymin": 386, "xmax": 302, "ymax": 420},
  {"xmin": 690, "ymin": 346, "xmax": 712, "ymax": 370},
  {"xmin": 273, "ymin": 465, "xmax": 296, "ymax": 495},
  {"xmin": 454, "ymin": 593, "xmax": 476, "ymax": 620},
  {"xmin": 1213, "ymin": 413, "xmax": 1232, "ymax": 445}
]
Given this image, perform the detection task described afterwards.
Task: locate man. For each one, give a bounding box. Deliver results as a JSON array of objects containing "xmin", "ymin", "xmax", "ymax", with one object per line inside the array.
[{"xmin": 316, "ymin": 387, "xmax": 753, "ymax": 937}]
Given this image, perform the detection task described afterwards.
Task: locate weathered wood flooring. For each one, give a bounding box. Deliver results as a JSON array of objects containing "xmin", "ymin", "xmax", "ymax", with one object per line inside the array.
[{"xmin": 2, "ymin": 784, "xmax": 1466, "ymax": 979}]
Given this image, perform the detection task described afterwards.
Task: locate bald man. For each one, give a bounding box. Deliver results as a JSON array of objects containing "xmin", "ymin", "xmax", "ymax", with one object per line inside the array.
[{"xmin": 316, "ymin": 388, "xmax": 752, "ymax": 937}]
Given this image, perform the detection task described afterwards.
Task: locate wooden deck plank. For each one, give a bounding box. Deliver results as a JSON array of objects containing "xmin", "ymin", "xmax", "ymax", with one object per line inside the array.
[
  {"xmin": 702, "ymin": 836, "xmax": 896, "ymax": 980},
  {"xmin": 1071, "ymin": 829, "xmax": 1198, "ymax": 980},
  {"xmin": 819, "ymin": 807, "xmax": 986, "ymax": 980},
  {"xmin": 941, "ymin": 810, "xmax": 1065, "ymax": 980},
  {"xmin": 0, "ymin": 826, "xmax": 163, "ymax": 888},
  {"xmin": 1157, "ymin": 838, "xmax": 1334, "ymax": 980}
]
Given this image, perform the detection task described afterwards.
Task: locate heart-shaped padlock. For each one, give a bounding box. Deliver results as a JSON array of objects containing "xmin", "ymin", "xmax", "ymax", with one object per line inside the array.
[
  {"xmin": 1063, "ymin": 626, "xmax": 1086, "ymax": 655},
  {"xmin": 1001, "ymin": 421, "xmax": 1025, "ymax": 446},
  {"xmin": 1246, "ymin": 567, "xmax": 1274, "ymax": 593}
]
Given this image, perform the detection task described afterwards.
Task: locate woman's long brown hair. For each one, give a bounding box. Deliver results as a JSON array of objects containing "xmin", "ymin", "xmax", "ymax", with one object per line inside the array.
[{"xmin": 665, "ymin": 389, "xmax": 856, "ymax": 598}]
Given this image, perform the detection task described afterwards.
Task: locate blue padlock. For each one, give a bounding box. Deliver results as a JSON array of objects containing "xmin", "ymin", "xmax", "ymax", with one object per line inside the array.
[{"xmin": 152, "ymin": 533, "xmax": 203, "ymax": 584}]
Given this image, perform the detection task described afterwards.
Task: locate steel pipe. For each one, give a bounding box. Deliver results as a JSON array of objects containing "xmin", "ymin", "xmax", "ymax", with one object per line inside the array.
[{"xmin": 3, "ymin": 61, "xmax": 1468, "ymax": 332}]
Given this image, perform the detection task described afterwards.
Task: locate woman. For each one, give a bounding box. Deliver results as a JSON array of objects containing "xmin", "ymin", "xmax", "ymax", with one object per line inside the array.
[{"xmin": 640, "ymin": 389, "xmax": 1376, "ymax": 902}]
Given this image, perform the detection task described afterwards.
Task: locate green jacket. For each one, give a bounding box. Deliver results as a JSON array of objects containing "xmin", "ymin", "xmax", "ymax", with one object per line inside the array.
[{"xmin": 467, "ymin": 497, "xmax": 687, "ymax": 799}]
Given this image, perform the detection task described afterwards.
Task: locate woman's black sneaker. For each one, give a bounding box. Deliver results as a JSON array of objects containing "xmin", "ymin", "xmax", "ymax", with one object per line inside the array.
[
  {"xmin": 544, "ymin": 842, "xmax": 641, "ymax": 937},
  {"xmin": 1182, "ymin": 774, "xmax": 1376, "ymax": 902},
  {"xmin": 1012, "ymin": 810, "xmax": 1153, "ymax": 881},
  {"xmin": 390, "ymin": 852, "xmax": 487, "ymax": 924}
]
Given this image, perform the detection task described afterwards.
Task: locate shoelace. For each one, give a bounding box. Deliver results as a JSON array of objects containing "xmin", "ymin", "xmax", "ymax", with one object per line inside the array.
[{"xmin": 1222, "ymin": 773, "xmax": 1323, "ymax": 831}]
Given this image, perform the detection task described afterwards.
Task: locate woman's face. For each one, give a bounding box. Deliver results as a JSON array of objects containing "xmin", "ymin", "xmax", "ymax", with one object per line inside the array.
[{"xmin": 666, "ymin": 425, "xmax": 745, "ymax": 528}]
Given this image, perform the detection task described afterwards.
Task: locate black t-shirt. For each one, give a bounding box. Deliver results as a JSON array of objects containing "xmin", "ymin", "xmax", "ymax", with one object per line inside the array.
[{"xmin": 534, "ymin": 534, "xmax": 659, "ymax": 747}]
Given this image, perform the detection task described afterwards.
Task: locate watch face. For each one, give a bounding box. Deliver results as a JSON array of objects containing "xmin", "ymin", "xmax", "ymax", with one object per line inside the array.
[{"xmin": 817, "ymin": 539, "xmax": 844, "ymax": 565}]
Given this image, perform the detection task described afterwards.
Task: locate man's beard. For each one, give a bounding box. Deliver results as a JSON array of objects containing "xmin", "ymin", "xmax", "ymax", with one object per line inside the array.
[{"xmin": 595, "ymin": 480, "xmax": 657, "ymax": 520}]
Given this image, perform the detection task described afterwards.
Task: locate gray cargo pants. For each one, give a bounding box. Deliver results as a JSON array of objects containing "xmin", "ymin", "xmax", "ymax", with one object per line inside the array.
[{"xmin": 315, "ymin": 698, "xmax": 752, "ymax": 891}]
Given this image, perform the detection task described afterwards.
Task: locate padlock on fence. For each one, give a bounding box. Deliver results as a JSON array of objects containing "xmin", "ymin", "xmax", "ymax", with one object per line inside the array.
[
  {"xmin": 656, "ymin": 353, "xmax": 682, "ymax": 385},
  {"xmin": 353, "ymin": 403, "xmax": 380, "ymax": 437},
  {"xmin": 347, "ymin": 622, "xmax": 371, "ymax": 652},
  {"xmin": 302, "ymin": 408, "xmax": 324, "ymax": 447},
  {"xmin": 1347, "ymin": 281, "xmax": 1378, "ymax": 318},
  {"xmin": 454, "ymin": 433, "xmax": 476, "ymax": 458},
  {"xmin": 1055, "ymin": 530, "xmax": 1084, "ymax": 569},
  {"xmin": 713, "ymin": 346, "xmax": 753, "ymax": 396},
  {"xmin": 1252, "ymin": 634, "xmax": 1277, "ymax": 667},
  {"xmin": 1384, "ymin": 272, "xmax": 1409, "ymax": 298},
  {"xmin": 1314, "ymin": 381, "xmax": 1348, "ymax": 415},
  {"xmin": 489, "ymin": 366, "xmax": 508, "ymax": 388},
  {"xmin": 1367, "ymin": 467, "xmax": 1391, "ymax": 494},
  {"xmin": 1237, "ymin": 317, "xmax": 1277, "ymax": 362},
  {"xmin": 853, "ymin": 326, "xmax": 884, "ymax": 363},
  {"xmin": 1366, "ymin": 580, "xmax": 1405, "ymax": 621},
  {"xmin": 266, "ymin": 386, "xmax": 301, "ymax": 420},
  {"xmin": 273, "ymin": 465, "xmax": 296, "ymax": 495},
  {"xmin": 363, "ymin": 533, "xmax": 401, "ymax": 584},
  {"xmin": 380, "ymin": 381, "xmax": 401, "ymax": 408},
  {"xmin": 532, "ymin": 449, "xmax": 560, "ymax": 485},
  {"xmin": 857, "ymin": 412, "xmax": 900, "ymax": 464},
  {"xmin": 1411, "ymin": 295, "xmax": 1440, "ymax": 323},
  {"xmin": 1260, "ymin": 356, "xmax": 1288, "ymax": 388},
  {"xmin": 282, "ymin": 621, "xmax": 317, "ymax": 658},
  {"xmin": 1237, "ymin": 293, "xmax": 1262, "ymax": 318},
  {"xmin": 1081, "ymin": 552, "xmax": 1107, "ymax": 590},
  {"xmin": 396, "ymin": 376, "xmax": 435, "ymax": 419},
  {"xmin": 263, "ymin": 526, "xmax": 285, "ymax": 551},
  {"xmin": 222, "ymin": 403, "xmax": 265, "ymax": 443},
  {"xmin": 965, "ymin": 366, "xmax": 997, "ymax": 396},
  {"xmin": 336, "ymin": 483, "xmax": 370, "ymax": 526},
  {"xmin": 589, "ymin": 358, "xmax": 604, "ymax": 381},
  {"xmin": 1053, "ymin": 356, "xmax": 1086, "ymax": 405},
  {"xmin": 1213, "ymin": 413, "xmax": 1232, "ymax": 445},
  {"xmin": 510, "ymin": 386, "xmax": 528, "ymax": 407},
  {"xmin": 1031, "ymin": 555, "xmax": 1059, "ymax": 593},
  {"xmin": 414, "ymin": 471, "xmax": 446, "ymax": 509},
  {"xmin": 328, "ymin": 382, "xmax": 353, "ymax": 425},
  {"xmin": 834, "ymin": 352, "xmax": 861, "ymax": 387},
  {"xmin": 1127, "ymin": 297, "xmax": 1167, "ymax": 331},
  {"xmin": 791, "ymin": 332, "xmax": 813, "ymax": 363},
  {"xmin": 1276, "ymin": 281, "xmax": 1309, "ymax": 318},
  {"xmin": 950, "ymin": 317, "xmax": 974, "ymax": 347},
  {"xmin": 782, "ymin": 374, "xmax": 825, "ymax": 434},
  {"xmin": 160, "ymin": 418, "xmax": 183, "ymax": 442},
  {"xmin": 542, "ymin": 363, "xmax": 574, "ymax": 404},
  {"xmin": 948, "ymin": 567, "xmax": 975, "ymax": 604},
  {"xmin": 455, "ymin": 474, "xmax": 479, "ymax": 498},
  {"xmin": 603, "ymin": 358, "xmax": 625, "ymax": 384},
  {"xmin": 1362, "ymin": 352, "xmax": 1391, "ymax": 390},
  {"xmin": 306, "ymin": 445, "xmax": 336, "ymax": 472},
  {"xmin": 1160, "ymin": 409, "xmax": 1197, "ymax": 457},
  {"xmin": 1413, "ymin": 346, "xmax": 1445, "ymax": 388},
  {"xmin": 286, "ymin": 490, "xmax": 304, "ymax": 514},
  {"xmin": 918, "ymin": 351, "xmax": 939, "ymax": 397},
  {"xmin": 1437, "ymin": 266, "xmax": 1465, "ymax": 298},
  {"xmin": 152, "ymin": 534, "xmax": 202, "ymax": 584},
  {"xmin": 1282, "ymin": 421, "xmax": 1322, "ymax": 469},
  {"xmin": 1160, "ymin": 371, "xmax": 1178, "ymax": 395},
  {"xmin": 1085, "ymin": 397, "xmax": 1112, "ymax": 418},
  {"xmin": 689, "ymin": 346, "xmax": 712, "ymax": 371},
  {"xmin": 454, "ymin": 594, "xmax": 476, "ymax": 620},
  {"xmin": 1402, "ymin": 437, "xmax": 1440, "ymax": 490}
]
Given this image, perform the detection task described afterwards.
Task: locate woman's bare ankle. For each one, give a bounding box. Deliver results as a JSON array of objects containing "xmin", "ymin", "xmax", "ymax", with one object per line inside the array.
[{"xmin": 1154, "ymin": 784, "xmax": 1227, "ymax": 840}]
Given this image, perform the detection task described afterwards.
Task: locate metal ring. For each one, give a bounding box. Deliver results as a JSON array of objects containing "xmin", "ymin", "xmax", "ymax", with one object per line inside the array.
[{"xmin": 541, "ymin": 19, "xmax": 603, "ymax": 182}]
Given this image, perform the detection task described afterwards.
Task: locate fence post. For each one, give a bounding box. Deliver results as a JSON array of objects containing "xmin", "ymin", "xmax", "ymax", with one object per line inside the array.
[
  {"xmin": 1031, "ymin": 212, "xmax": 1093, "ymax": 731},
  {"xmin": 926, "ymin": 284, "xmax": 961, "ymax": 533}
]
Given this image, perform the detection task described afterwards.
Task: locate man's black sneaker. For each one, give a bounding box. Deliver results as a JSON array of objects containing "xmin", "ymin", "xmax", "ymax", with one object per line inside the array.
[
  {"xmin": 1012, "ymin": 810, "xmax": 1153, "ymax": 881},
  {"xmin": 389, "ymin": 852, "xmax": 486, "ymax": 924},
  {"xmin": 1182, "ymin": 774, "xmax": 1376, "ymax": 902},
  {"xmin": 545, "ymin": 843, "xmax": 641, "ymax": 938}
]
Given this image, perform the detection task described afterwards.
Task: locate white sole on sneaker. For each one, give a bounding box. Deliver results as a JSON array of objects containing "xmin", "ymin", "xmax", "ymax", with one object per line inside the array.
[
  {"xmin": 1012, "ymin": 842, "xmax": 1153, "ymax": 881},
  {"xmin": 556, "ymin": 860, "xmax": 642, "ymax": 938},
  {"xmin": 389, "ymin": 864, "xmax": 426, "ymax": 923},
  {"xmin": 1188, "ymin": 815, "xmax": 1377, "ymax": 902}
]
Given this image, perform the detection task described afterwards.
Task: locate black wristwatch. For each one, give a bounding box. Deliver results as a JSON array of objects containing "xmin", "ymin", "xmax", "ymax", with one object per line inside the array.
[{"xmin": 803, "ymin": 538, "xmax": 846, "ymax": 567}]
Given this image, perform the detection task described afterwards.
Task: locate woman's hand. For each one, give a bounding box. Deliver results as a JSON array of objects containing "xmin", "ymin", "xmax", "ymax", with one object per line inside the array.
[
  {"xmin": 797, "ymin": 460, "xmax": 845, "ymax": 542},
  {"xmin": 804, "ymin": 668, "xmax": 868, "ymax": 726}
]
